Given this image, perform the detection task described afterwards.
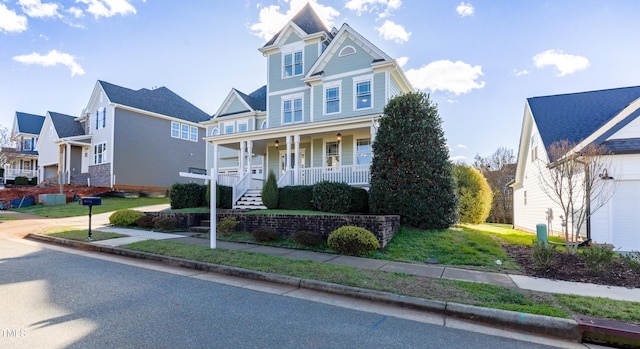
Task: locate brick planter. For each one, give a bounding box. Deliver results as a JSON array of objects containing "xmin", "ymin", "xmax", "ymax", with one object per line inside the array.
[{"xmin": 145, "ymin": 211, "xmax": 400, "ymax": 248}]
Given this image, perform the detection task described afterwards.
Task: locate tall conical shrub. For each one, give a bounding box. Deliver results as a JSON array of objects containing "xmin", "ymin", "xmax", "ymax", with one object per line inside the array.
[{"xmin": 262, "ymin": 170, "xmax": 279, "ymax": 209}]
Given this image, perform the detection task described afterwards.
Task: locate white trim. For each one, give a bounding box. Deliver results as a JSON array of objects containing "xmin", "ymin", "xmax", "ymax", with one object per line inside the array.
[
  {"xmin": 339, "ymin": 45, "xmax": 356, "ymax": 57},
  {"xmin": 281, "ymin": 92, "xmax": 305, "ymax": 125},
  {"xmin": 353, "ymin": 75, "xmax": 374, "ymax": 111},
  {"xmin": 323, "ymin": 139, "xmax": 341, "ymax": 170},
  {"xmin": 308, "ymin": 68, "xmax": 372, "ymax": 84},
  {"xmin": 323, "ymin": 80, "xmax": 342, "ymax": 116},
  {"xmin": 282, "ymin": 48, "xmax": 304, "ymax": 79},
  {"xmin": 310, "ymin": 85, "xmax": 315, "ymax": 122},
  {"xmin": 268, "ymin": 86, "xmax": 308, "ymax": 97}
]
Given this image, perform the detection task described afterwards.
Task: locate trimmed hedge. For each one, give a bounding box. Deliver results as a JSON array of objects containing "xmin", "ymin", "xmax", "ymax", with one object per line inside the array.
[
  {"xmin": 219, "ymin": 185, "xmax": 232, "ymax": 209},
  {"xmin": 170, "ymin": 183, "xmax": 206, "ymax": 209},
  {"xmin": 349, "ymin": 187, "xmax": 369, "ymax": 214},
  {"xmin": 278, "ymin": 185, "xmax": 314, "ymax": 210},
  {"xmin": 109, "ymin": 209, "xmax": 145, "ymax": 226},
  {"xmin": 312, "ymin": 181, "xmax": 352, "ymax": 214},
  {"xmin": 327, "ymin": 226, "xmax": 380, "ymax": 256}
]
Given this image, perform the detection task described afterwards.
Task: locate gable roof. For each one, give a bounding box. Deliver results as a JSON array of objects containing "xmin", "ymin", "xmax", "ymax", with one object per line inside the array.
[
  {"xmin": 215, "ymin": 85, "xmax": 267, "ymax": 118},
  {"xmin": 528, "ymin": 85, "xmax": 640, "ymax": 153},
  {"xmin": 49, "ymin": 111, "xmax": 85, "ymax": 138},
  {"xmin": 15, "ymin": 112, "xmax": 45, "ymax": 135},
  {"xmin": 262, "ymin": 3, "xmax": 332, "ymax": 47},
  {"xmin": 98, "ymin": 80, "xmax": 210, "ymax": 123}
]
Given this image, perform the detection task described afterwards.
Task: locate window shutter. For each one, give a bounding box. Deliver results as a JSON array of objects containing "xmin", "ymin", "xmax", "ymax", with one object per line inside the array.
[
  {"xmin": 95, "ymin": 111, "xmax": 99, "ymax": 129},
  {"xmin": 102, "ymin": 108, "xmax": 106, "ymax": 128}
]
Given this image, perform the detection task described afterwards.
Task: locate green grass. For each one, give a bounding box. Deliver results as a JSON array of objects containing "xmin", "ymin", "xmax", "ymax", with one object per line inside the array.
[
  {"xmin": 12, "ymin": 197, "xmax": 170, "ymax": 218},
  {"xmin": 461, "ymin": 223, "xmax": 565, "ymax": 245},
  {"xmin": 555, "ymin": 294, "xmax": 640, "ymax": 323},
  {"xmin": 124, "ymin": 239, "xmax": 571, "ymax": 318},
  {"xmin": 371, "ymin": 226, "xmax": 520, "ymax": 271},
  {"xmin": 45, "ymin": 227, "xmax": 127, "ymax": 241},
  {"xmin": 0, "ymin": 214, "xmax": 18, "ymax": 220}
]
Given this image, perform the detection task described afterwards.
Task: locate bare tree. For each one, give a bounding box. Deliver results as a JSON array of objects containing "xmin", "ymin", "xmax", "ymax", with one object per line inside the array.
[
  {"xmin": 473, "ymin": 147, "xmax": 516, "ymax": 224},
  {"xmin": 537, "ymin": 140, "xmax": 616, "ymax": 254},
  {"xmin": 0, "ymin": 124, "xmax": 16, "ymax": 169}
]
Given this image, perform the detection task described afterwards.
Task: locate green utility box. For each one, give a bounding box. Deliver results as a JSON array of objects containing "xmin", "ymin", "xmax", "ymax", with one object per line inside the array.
[
  {"xmin": 536, "ymin": 224, "xmax": 548, "ymax": 245},
  {"xmin": 38, "ymin": 194, "xmax": 66, "ymax": 205}
]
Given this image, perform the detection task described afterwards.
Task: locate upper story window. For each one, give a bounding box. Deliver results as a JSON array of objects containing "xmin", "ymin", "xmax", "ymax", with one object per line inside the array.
[
  {"xmin": 22, "ymin": 138, "xmax": 34, "ymax": 151},
  {"xmin": 355, "ymin": 79, "xmax": 372, "ymax": 110},
  {"xmin": 339, "ymin": 45, "xmax": 356, "ymax": 57},
  {"xmin": 530, "ymin": 134, "xmax": 538, "ymax": 162},
  {"xmin": 94, "ymin": 142, "xmax": 107, "ymax": 164},
  {"xmin": 238, "ymin": 122, "xmax": 248, "ymax": 133},
  {"xmin": 283, "ymin": 97, "xmax": 303, "ymax": 124},
  {"xmin": 190, "ymin": 126, "xmax": 198, "ymax": 142},
  {"xmin": 324, "ymin": 84, "xmax": 341, "ymax": 115},
  {"xmin": 211, "ymin": 127, "xmax": 219, "ymax": 136},
  {"xmin": 225, "ymin": 123, "xmax": 234, "ymax": 134},
  {"xmin": 284, "ymin": 50, "xmax": 303, "ymax": 77},
  {"xmin": 261, "ymin": 120, "xmax": 268, "ymax": 129},
  {"xmin": 171, "ymin": 121, "xmax": 198, "ymax": 142},
  {"xmin": 96, "ymin": 107, "xmax": 106, "ymax": 129}
]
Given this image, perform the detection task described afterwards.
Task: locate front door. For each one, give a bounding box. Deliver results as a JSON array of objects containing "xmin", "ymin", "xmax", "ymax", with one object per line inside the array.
[{"xmin": 279, "ymin": 149, "xmax": 306, "ymax": 175}]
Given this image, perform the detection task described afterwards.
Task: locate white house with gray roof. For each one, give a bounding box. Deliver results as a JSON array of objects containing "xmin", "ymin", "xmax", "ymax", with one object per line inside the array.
[
  {"xmin": 512, "ymin": 85, "xmax": 640, "ymax": 252},
  {"xmin": 1, "ymin": 112, "xmax": 45, "ymax": 184},
  {"xmin": 36, "ymin": 80, "xmax": 210, "ymax": 189},
  {"xmin": 202, "ymin": 3, "xmax": 413, "ymax": 208}
]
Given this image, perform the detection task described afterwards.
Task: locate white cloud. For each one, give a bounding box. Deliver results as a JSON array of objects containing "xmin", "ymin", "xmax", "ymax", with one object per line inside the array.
[
  {"xmin": 512, "ymin": 69, "xmax": 530, "ymax": 77},
  {"xmin": 456, "ymin": 2, "xmax": 474, "ymax": 17},
  {"xmin": 533, "ymin": 49, "xmax": 590, "ymax": 76},
  {"xmin": 67, "ymin": 7, "xmax": 84, "ymax": 18},
  {"xmin": 76, "ymin": 0, "xmax": 136, "ymax": 18},
  {"xmin": 13, "ymin": 50, "xmax": 85, "ymax": 76},
  {"xmin": 457, "ymin": 144, "xmax": 468, "ymax": 149},
  {"xmin": 345, "ymin": 0, "xmax": 401, "ymax": 18},
  {"xmin": 250, "ymin": 0, "xmax": 339, "ymax": 42},
  {"xmin": 450, "ymin": 155, "xmax": 467, "ymax": 162},
  {"xmin": 19, "ymin": 0, "xmax": 60, "ymax": 18},
  {"xmin": 405, "ymin": 60, "xmax": 485, "ymax": 95},
  {"xmin": 396, "ymin": 56, "xmax": 409, "ymax": 68},
  {"xmin": 376, "ymin": 20, "xmax": 410, "ymax": 43},
  {"xmin": 0, "ymin": 4, "xmax": 28, "ymax": 33}
]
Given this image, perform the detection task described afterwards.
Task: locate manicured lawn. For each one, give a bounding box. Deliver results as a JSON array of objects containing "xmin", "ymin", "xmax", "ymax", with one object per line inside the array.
[
  {"xmin": 45, "ymin": 227, "xmax": 127, "ymax": 241},
  {"xmin": 12, "ymin": 197, "xmax": 170, "ymax": 218}
]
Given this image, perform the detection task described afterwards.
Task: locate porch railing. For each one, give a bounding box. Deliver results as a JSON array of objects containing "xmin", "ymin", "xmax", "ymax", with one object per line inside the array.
[
  {"xmin": 4, "ymin": 168, "xmax": 38, "ymax": 179},
  {"xmin": 232, "ymin": 171, "xmax": 251, "ymax": 206},
  {"xmin": 217, "ymin": 174, "xmax": 238, "ymax": 187},
  {"xmin": 299, "ymin": 165, "xmax": 371, "ymax": 186},
  {"xmin": 277, "ymin": 170, "xmax": 292, "ymax": 187}
]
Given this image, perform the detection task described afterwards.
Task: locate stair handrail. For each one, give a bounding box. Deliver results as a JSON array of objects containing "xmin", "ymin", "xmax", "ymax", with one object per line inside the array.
[
  {"xmin": 276, "ymin": 169, "xmax": 292, "ymax": 187},
  {"xmin": 232, "ymin": 171, "xmax": 252, "ymax": 206}
]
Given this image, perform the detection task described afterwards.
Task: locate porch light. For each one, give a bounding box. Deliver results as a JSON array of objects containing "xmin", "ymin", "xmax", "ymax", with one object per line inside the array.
[
  {"xmin": 599, "ymin": 168, "xmax": 613, "ymax": 180},
  {"xmin": 336, "ymin": 133, "xmax": 342, "ymax": 142},
  {"xmin": 274, "ymin": 140, "xmax": 279, "ymax": 148}
]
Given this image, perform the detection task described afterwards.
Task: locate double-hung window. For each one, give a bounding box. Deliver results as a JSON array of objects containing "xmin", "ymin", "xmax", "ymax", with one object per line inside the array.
[
  {"xmin": 95, "ymin": 107, "xmax": 106, "ymax": 129},
  {"xmin": 354, "ymin": 77, "xmax": 372, "ymax": 110},
  {"xmin": 190, "ymin": 126, "xmax": 198, "ymax": 142},
  {"xmin": 283, "ymin": 97, "xmax": 303, "ymax": 124},
  {"xmin": 171, "ymin": 122, "xmax": 180, "ymax": 138},
  {"xmin": 225, "ymin": 123, "xmax": 234, "ymax": 134},
  {"xmin": 94, "ymin": 142, "xmax": 107, "ymax": 164},
  {"xmin": 325, "ymin": 141, "xmax": 340, "ymax": 169},
  {"xmin": 284, "ymin": 51, "xmax": 303, "ymax": 77},
  {"xmin": 238, "ymin": 122, "xmax": 248, "ymax": 133},
  {"xmin": 356, "ymin": 138, "xmax": 372, "ymax": 165},
  {"xmin": 181, "ymin": 124, "xmax": 189, "ymax": 140},
  {"xmin": 324, "ymin": 81, "xmax": 341, "ymax": 115}
]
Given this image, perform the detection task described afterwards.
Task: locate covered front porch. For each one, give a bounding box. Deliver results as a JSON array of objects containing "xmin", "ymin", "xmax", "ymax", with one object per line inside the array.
[{"xmin": 206, "ymin": 116, "xmax": 377, "ymax": 207}]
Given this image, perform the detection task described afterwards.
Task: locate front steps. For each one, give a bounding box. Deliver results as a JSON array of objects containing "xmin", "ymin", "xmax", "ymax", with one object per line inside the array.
[{"xmin": 233, "ymin": 189, "xmax": 267, "ymax": 210}]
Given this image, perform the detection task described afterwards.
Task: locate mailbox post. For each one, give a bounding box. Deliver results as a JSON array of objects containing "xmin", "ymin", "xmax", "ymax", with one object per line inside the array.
[{"xmin": 80, "ymin": 197, "xmax": 102, "ymax": 241}]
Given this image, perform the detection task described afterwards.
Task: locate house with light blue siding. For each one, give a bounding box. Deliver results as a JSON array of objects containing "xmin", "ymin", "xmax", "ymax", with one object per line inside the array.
[
  {"xmin": 1, "ymin": 112, "xmax": 44, "ymax": 183},
  {"xmin": 36, "ymin": 80, "xmax": 210, "ymax": 190},
  {"xmin": 203, "ymin": 4, "xmax": 413, "ymax": 209}
]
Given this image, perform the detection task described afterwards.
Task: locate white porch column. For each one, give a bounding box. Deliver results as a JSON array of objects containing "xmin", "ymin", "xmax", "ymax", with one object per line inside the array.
[
  {"xmin": 212, "ymin": 143, "xmax": 219, "ymax": 182},
  {"xmin": 65, "ymin": 143, "xmax": 71, "ymax": 184},
  {"xmin": 239, "ymin": 141, "xmax": 246, "ymax": 175},
  {"xmin": 247, "ymin": 140, "xmax": 253, "ymax": 176},
  {"xmin": 286, "ymin": 135, "xmax": 292, "ymax": 173},
  {"xmin": 370, "ymin": 123, "xmax": 377, "ymax": 144},
  {"xmin": 294, "ymin": 134, "xmax": 300, "ymax": 185}
]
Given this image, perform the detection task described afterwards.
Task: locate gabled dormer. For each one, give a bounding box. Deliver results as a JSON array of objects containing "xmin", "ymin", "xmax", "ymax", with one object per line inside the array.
[
  {"xmin": 11, "ymin": 112, "xmax": 45, "ymax": 152},
  {"xmin": 209, "ymin": 86, "xmax": 267, "ymax": 136}
]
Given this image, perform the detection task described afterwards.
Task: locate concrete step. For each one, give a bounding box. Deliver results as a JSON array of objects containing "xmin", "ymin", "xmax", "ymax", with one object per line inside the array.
[{"xmin": 233, "ymin": 204, "xmax": 267, "ymax": 210}]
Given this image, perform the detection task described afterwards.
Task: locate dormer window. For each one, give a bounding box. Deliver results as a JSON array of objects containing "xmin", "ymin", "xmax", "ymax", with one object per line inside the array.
[{"xmin": 284, "ymin": 50, "xmax": 303, "ymax": 77}]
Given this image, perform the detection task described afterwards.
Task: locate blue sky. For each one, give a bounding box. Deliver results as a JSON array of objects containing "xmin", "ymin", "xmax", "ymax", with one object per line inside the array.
[{"xmin": 2, "ymin": 0, "xmax": 640, "ymax": 162}]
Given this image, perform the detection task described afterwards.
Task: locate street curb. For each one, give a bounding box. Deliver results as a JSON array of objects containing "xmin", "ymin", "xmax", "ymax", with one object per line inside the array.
[{"xmin": 27, "ymin": 234, "xmax": 581, "ymax": 341}]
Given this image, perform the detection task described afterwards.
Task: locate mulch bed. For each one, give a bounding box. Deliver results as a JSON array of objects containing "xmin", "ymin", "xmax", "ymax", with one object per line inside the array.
[
  {"xmin": 505, "ymin": 244, "xmax": 640, "ymax": 289},
  {"xmin": 0, "ymin": 185, "xmax": 111, "ymax": 202}
]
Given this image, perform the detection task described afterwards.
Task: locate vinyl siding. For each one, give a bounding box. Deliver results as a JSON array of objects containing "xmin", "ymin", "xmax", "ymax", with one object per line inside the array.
[
  {"xmin": 342, "ymin": 135, "xmax": 354, "ymax": 165},
  {"xmin": 112, "ymin": 109, "xmax": 206, "ymax": 187},
  {"xmin": 321, "ymin": 37, "xmax": 374, "ymax": 77},
  {"xmin": 312, "ymin": 138, "xmax": 323, "ymax": 167},
  {"xmin": 608, "ymin": 115, "xmax": 640, "ymax": 140},
  {"xmin": 225, "ymin": 98, "xmax": 249, "ymax": 115}
]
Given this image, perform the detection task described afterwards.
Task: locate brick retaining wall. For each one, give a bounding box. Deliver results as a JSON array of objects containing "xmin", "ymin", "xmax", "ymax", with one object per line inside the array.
[{"xmin": 145, "ymin": 211, "xmax": 400, "ymax": 248}]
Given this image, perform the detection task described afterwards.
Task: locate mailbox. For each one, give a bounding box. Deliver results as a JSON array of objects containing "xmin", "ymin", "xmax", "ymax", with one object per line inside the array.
[{"xmin": 80, "ymin": 197, "xmax": 102, "ymax": 206}]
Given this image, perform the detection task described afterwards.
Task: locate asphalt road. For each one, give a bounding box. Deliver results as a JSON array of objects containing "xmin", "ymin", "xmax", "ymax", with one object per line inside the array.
[{"xmin": 0, "ymin": 237, "xmax": 590, "ymax": 349}]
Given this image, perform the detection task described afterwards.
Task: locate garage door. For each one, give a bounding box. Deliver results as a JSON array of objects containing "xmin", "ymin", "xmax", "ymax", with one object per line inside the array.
[{"xmin": 611, "ymin": 180, "xmax": 640, "ymax": 252}]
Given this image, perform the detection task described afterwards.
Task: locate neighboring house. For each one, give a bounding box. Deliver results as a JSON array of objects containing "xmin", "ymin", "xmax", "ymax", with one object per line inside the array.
[
  {"xmin": 1, "ymin": 112, "xmax": 45, "ymax": 184},
  {"xmin": 512, "ymin": 85, "xmax": 640, "ymax": 252},
  {"xmin": 202, "ymin": 4, "xmax": 413, "ymax": 208},
  {"xmin": 36, "ymin": 80, "xmax": 211, "ymax": 189}
]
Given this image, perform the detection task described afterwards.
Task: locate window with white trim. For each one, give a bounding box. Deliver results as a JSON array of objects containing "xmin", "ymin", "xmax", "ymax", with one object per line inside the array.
[
  {"xmin": 94, "ymin": 142, "xmax": 107, "ymax": 164},
  {"xmin": 238, "ymin": 122, "xmax": 248, "ymax": 133},
  {"xmin": 261, "ymin": 120, "xmax": 267, "ymax": 129},
  {"xmin": 356, "ymin": 138, "xmax": 372, "ymax": 165},
  {"xmin": 339, "ymin": 45, "xmax": 356, "ymax": 57},
  {"xmin": 190, "ymin": 126, "xmax": 198, "ymax": 142},
  {"xmin": 181, "ymin": 124, "xmax": 189, "ymax": 140},
  {"xmin": 171, "ymin": 121, "xmax": 180, "ymax": 138},
  {"xmin": 283, "ymin": 97, "xmax": 303, "ymax": 123},
  {"xmin": 325, "ymin": 141, "xmax": 340, "ymax": 169},
  {"xmin": 96, "ymin": 107, "xmax": 106, "ymax": 129},
  {"xmin": 324, "ymin": 81, "xmax": 341, "ymax": 115},
  {"xmin": 211, "ymin": 127, "xmax": 219, "ymax": 136},
  {"xmin": 225, "ymin": 123, "xmax": 234, "ymax": 134},
  {"xmin": 284, "ymin": 50, "xmax": 303, "ymax": 77},
  {"xmin": 355, "ymin": 79, "xmax": 372, "ymax": 110}
]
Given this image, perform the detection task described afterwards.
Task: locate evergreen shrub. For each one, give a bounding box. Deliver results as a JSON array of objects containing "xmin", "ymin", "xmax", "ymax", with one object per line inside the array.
[
  {"xmin": 136, "ymin": 215, "xmax": 155, "ymax": 228},
  {"xmin": 349, "ymin": 187, "xmax": 369, "ymax": 214},
  {"xmin": 109, "ymin": 209, "xmax": 146, "ymax": 226},
  {"xmin": 15, "ymin": 176, "xmax": 28, "ymax": 185},
  {"xmin": 153, "ymin": 216, "xmax": 177, "ymax": 232},
  {"xmin": 278, "ymin": 185, "xmax": 314, "ymax": 210},
  {"xmin": 453, "ymin": 164, "xmax": 493, "ymax": 224},
  {"xmin": 252, "ymin": 227, "xmax": 279, "ymax": 242},
  {"xmin": 292, "ymin": 230, "xmax": 324, "ymax": 246},
  {"xmin": 170, "ymin": 183, "xmax": 206, "ymax": 209},
  {"xmin": 327, "ymin": 226, "xmax": 380, "ymax": 256},
  {"xmin": 312, "ymin": 181, "xmax": 352, "ymax": 213},
  {"xmin": 262, "ymin": 170, "xmax": 279, "ymax": 209}
]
